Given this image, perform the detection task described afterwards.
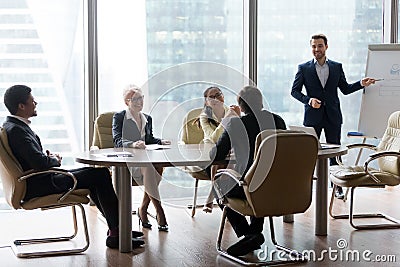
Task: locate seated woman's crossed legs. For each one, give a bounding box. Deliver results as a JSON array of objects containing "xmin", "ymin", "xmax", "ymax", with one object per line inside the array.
[{"xmin": 137, "ymin": 166, "xmax": 168, "ymax": 232}]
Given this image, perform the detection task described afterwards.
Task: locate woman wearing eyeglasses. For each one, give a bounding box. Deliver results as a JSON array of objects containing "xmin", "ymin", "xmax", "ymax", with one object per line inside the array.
[
  {"xmin": 112, "ymin": 85, "xmax": 170, "ymax": 232},
  {"xmin": 196, "ymin": 86, "xmax": 240, "ymax": 213}
]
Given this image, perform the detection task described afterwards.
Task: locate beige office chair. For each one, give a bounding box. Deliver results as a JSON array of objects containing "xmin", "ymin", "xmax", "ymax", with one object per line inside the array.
[
  {"xmin": 180, "ymin": 108, "xmax": 212, "ymax": 217},
  {"xmin": 92, "ymin": 111, "xmax": 147, "ymax": 218},
  {"xmin": 90, "ymin": 111, "xmax": 118, "ymax": 205},
  {"xmin": 329, "ymin": 111, "xmax": 400, "ymax": 229},
  {"xmin": 91, "ymin": 111, "xmax": 116, "ymax": 150},
  {"xmin": 213, "ymin": 130, "xmax": 318, "ymax": 265},
  {"xmin": 92, "ymin": 111, "xmax": 138, "ymax": 185},
  {"xmin": 0, "ymin": 127, "xmax": 90, "ymax": 258}
]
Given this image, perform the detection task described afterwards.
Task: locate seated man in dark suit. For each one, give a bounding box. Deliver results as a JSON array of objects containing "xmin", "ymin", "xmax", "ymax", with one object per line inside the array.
[
  {"xmin": 2, "ymin": 84, "xmax": 144, "ymax": 249},
  {"xmin": 210, "ymin": 85, "xmax": 287, "ymax": 256}
]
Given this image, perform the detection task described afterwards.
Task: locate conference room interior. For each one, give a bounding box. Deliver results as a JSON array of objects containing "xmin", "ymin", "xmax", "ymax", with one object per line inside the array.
[{"xmin": 0, "ymin": 0, "xmax": 400, "ymax": 266}]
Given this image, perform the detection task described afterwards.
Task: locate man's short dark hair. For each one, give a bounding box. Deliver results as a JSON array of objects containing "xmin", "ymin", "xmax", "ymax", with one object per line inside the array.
[
  {"xmin": 3, "ymin": 84, "xmax": 32, "ymax": 115},
  {"xmin": 237, "ymin": 85, "xmax": 263, "ymax": 114},
  {"xmin": 310, "ymin": 34, "xmax": 328, "ymax": 45}
]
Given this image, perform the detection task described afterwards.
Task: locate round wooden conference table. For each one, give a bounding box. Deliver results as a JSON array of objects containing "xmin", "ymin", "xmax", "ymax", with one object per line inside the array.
[
  {"xmin": 75, "ymin": 144, "xmax": 224, "ymax": 253},
  {"xmin": 75, "ymin": 144, "xmax": 347, "ymax": 252}
]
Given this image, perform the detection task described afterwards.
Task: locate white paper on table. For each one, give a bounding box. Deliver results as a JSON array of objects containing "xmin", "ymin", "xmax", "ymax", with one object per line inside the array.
[
  {"xmin": 93, "ymin": 151, "xmax": 133, "ymax": 157},
  {"xmin": 145, "ymin": 144, "xmax": 171, "ymax": 150}
]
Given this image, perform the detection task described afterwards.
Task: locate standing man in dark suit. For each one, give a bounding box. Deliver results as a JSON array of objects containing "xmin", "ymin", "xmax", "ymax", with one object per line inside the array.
[
  {"xmin": 291, "ymin": 33, "xmax": 376, "ymax": 199},
  {"xmin": 210, "ymin": 85, "xmax": 286, "ymax": 256},
  {"xmin": 2, "ymin": 84, "xmax": 144, "ymax": 249}
]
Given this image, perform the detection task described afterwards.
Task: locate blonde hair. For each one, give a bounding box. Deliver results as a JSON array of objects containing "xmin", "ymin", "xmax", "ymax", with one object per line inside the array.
[{"xmin": 123, "ymin": 84, "xmax": 142, "ymax": 100}]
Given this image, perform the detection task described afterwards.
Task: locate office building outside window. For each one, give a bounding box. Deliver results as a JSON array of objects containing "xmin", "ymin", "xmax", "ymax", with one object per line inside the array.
[
  {"xmin": 0, "ymin": 0, "xmax": 85, "ymax": 209},
  {"xmin": 97, "ymin": 0, "xmax": 244, "ymax": 202},
  {"xmin": 258, "ymin": 0, "xmax": 383, "ymax": 142},
  {"xmin": 0, "ymin": 0, "xmax": 388, "ymax": 208}
]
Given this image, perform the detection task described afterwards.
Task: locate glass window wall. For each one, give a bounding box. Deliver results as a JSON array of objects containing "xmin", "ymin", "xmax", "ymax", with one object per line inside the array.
[
  {"xmin": 97, "ymin": 0, "xmax": 244, "ymax": 203},
  {"xmin": 257, "ymin": 0, "xmax": 383, "ymax": 144},
  {"xmin": 0, "ymin": 0, "xmax": 85, "ymax": 209},
  {"xmin": 0, "ymin": 0, "xmax": 393, "ymax": 209}
]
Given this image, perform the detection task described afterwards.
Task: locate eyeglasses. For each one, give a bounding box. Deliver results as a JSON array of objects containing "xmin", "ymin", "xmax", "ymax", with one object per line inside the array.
[
  {"xmin": 128, "ymin": 96, "xmax": 144, "ymax": 102},
  {"xmin": 206, "ymin": 92, "xmax": 223, "ymax": 99}
]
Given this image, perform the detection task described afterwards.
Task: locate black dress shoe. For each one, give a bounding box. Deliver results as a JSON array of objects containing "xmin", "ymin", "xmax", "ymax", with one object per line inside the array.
[
  {"xmin": 334, "ymin": 186, "xmax": 345, "ymax": 199},
  {"xmin": 132, "ymin": 230, "xmax": 144, "ymax": 238},
  {"xmin": 107, "ymin": 230, "xmax": 144, "ymax": 238},
  {"xmin": 227, "ymin": 233, "xmax": 265, "ymax": 256},
  {"xmin": 106, "ymin": 236, "xmax": 145, "ymax": 249}
]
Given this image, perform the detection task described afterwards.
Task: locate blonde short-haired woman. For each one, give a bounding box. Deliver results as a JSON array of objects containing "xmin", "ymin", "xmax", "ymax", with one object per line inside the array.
[{"xmin": 112, "ymin": 85, "xmax": 170, "ymax": 231}]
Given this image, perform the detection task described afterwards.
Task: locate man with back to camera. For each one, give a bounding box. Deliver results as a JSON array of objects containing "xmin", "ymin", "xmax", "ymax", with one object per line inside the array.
[
  {"xmin": 210, "ymin": 85, "xmax": 286, "ymax": 256},
  {"xmin": 291, "ymin": 34, "xmax": 376, "ymax": 199},
  {"xmin": 2, "ymin": 84, "xmax": 144, "ymax": 249}
]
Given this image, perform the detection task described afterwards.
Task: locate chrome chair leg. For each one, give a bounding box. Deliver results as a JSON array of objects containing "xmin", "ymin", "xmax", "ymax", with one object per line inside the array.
[
  {"xmin": 11, "ymin": 203, "xmax": 90, "ymax": 258},
  {"xmin": 348, "ymin": 187, "xmax": 400, "ymax": 229},
  {"xmin": 268, "ymin": 217, "xmax": 307, "ymax": 264},
  {"xmin": 329, "ymin": 185, "xmax": 400, "ymax": 229},
  {"xmin": 215, "ymin": 207, "xmax": 307, "ymax": 266},
  {"xmin": 192, "ymin": 179, "xmax": 199, "ymax": 217},
  {"xmin": 187, "ymin": 179, "xmax": 203, "ymax": 217}
]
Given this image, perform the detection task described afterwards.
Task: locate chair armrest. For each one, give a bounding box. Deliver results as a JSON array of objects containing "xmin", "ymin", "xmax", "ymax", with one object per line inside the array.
[
  {"xmin": 215, "ymin": 169, "xmax": 245, "ymax": 186},
  {"xmin": 18, "ymin": 168, "xmax": 78, "ymax": 202},
  {"xmin": 347, "ymin": 143, "xmax": 377, "ymax": 150},
  {"xmin": 367, "ymin": 150, "xmax": 400, "ymax": 161},
  {"xmin": 336, "ymin": 143, "xmax": 377, "ymax": 165},
  {"xmin": 213, "ymin": 169, "xmax": 245, "ymax": 202},
  {"xmin": 364, "ymin": 151, "xmax": 400, "ymax": 183},
  {"xmin": 90, "ymin": 145, "xmax": 99, "ymax": 151}
]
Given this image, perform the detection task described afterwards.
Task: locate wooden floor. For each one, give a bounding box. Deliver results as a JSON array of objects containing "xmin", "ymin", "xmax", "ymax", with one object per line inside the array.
[{"xmin": 0, "ymin": 186, "xmax": 400, "ymax": 267}]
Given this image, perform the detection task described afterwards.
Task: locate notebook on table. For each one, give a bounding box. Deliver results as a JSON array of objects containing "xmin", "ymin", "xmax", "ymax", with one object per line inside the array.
[{"xmin": 288, "ymin": 126, "xmax": 341, "ymax": 150}]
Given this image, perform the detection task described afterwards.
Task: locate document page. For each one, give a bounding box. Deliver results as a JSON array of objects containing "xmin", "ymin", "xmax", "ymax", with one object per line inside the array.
[
  {"xmin": 94, "ymin": 151, "xmax": 133, "ymax": 157},
  {"xmin": 145, "ymin": 144, "xmax": 171, "ymax": 150}
]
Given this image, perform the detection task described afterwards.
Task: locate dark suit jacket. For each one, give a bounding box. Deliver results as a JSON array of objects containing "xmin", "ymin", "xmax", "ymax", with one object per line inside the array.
[
  {"xmin": 291, "ymin": 59, "xmax": 364, "ymax": 126},
  {"xmin": 3, "ymin": 116, "xmax": 60, "ymax": 171},
  {"xmin": 3, "ymin": 116, "xmax": 115, "ymax": 206},
  {"xmin": 112, "ymin": 110, "xmax": 161, "ymax": 148},
  {"xmin": 3, "ymin": 116, "xmax": 62, "ymax": 200},
  {"xmin": 210, "ymin": 110, "xmax": 286, "ymax": 178}
]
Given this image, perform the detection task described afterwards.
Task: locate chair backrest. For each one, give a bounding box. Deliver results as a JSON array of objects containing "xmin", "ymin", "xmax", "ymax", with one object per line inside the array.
[
  {"xmin": 243, "ymin": 130, "xmax": 318, "ymax": 217},
  {"xmin": 92, "ymin": 112, "xmax": 116, "ymax": 149},
  {"xmin": 377, "ymin": 111, "xmax": 400, "ymax": 176},
  {"xmin": 180, "ymin": 108, "xmax": 204, "ymax": 144},
  {"xmin": 0, "ymin": 127, "xmax": 26, "ymax": 209},
  {"xmin": 254, "ymin": 129, "xmax": 305, "ymax": 160}
]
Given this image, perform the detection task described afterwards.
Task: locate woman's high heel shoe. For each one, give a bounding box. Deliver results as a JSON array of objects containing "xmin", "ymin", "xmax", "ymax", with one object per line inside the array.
[
  {"xmin": 152, "ymin": 199, "xmax": 168, "ymax": 232},
  {"xmin": 138, "ymin": 208, "xmax": 152, "ymax": 229},
  {"xmin": 158, "ymin": 224, "xmax": 169, "ymax": 232},
  {"xmin": 203, "ymin": 202, "xmax": 213, "ymax": 213},
  {"xmin": 156, "ymin": 215, "xmax": 168, "ymax": 232},
  {"xmin": 156, "ymin": 213, "xmax": 168, "ymax": 232}
]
